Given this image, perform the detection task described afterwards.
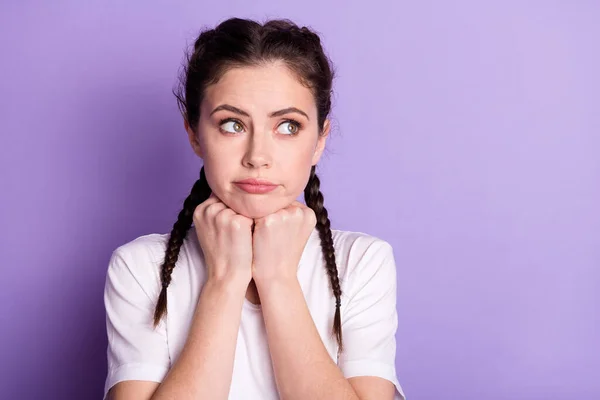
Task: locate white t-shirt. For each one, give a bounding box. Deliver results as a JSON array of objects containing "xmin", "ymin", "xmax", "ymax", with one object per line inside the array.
[{"xmin": 103, "ymin": 226, "xmax": 406, "ymax": 400}]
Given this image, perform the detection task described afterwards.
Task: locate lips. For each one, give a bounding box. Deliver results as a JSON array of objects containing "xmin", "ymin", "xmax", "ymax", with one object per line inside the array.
[
  {"xmin": 233, "ymin": 178, "xmax": 278, "ymax": 194},
  {"xmin": 234, "ymin": 178, "xmax": 276, "ymax": 186}
]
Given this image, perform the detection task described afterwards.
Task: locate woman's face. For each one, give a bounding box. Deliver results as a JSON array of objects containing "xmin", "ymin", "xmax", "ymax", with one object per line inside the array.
[{"xmin": 186, "ymin": 61, "xmax": 329, "ymax": 219}]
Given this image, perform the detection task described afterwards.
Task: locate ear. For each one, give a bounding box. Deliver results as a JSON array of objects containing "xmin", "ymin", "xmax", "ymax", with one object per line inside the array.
[
  {"xmin": 185, "ymin": 119, "xmax": 204, "ymax": 159},
  {"xmin": 311, "ymin": 119, "xmax": 330, "ymax": 166}
]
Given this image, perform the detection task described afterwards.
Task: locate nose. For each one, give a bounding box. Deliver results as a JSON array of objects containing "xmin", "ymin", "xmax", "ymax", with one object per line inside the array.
[{"xmin": 242, "ymin": 130, "xmax": 272, "ymax": 169}]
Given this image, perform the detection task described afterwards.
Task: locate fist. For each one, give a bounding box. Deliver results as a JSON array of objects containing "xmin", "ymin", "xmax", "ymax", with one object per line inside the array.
[
  {"xmin": 193, "ymin": 193, "xmax": 254, "ymax": 285},
  {"xmin": 251, "ymin": 201, "xmax": 317, "ymax": 285}
]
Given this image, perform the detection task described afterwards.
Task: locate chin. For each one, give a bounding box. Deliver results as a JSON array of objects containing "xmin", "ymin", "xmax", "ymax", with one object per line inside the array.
[
  {"xmin": 222, "ymin": 196, "xmax": 292, "ymax": 220},
  {"xmin": 234, "ymin": 205, "xmax": 277, "ymax": 219}
]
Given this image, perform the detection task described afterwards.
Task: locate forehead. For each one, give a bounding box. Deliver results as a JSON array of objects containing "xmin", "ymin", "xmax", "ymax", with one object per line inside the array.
[{"xmin": 202, "ymin": 62, "xmax": 316, "ymax": 116}]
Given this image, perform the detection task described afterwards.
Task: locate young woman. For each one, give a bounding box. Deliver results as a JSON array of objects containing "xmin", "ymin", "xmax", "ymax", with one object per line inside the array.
[{"xmin": 103, "ymin": 17, "xmax": 406, "ymax": 400}]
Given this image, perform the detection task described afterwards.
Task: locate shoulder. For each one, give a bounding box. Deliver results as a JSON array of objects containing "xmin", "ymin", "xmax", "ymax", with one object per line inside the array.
[
  {"xmin": 113, "ymin": 232, "xmax": 170, "ymax": 260},
  {"xmin": 330, "ymin": 228, "xmax": 393, "ymax": 253},
  {"xmin": 106, "ymin": 232, "xmax": 172, "ymax": 299},
  {"xmin": 329, "ymin": 228, "xmax": 396, "ymax": 282},
  {"xmin": 328, "ymin": 230, "xmax": 398, "ymax": 320}
]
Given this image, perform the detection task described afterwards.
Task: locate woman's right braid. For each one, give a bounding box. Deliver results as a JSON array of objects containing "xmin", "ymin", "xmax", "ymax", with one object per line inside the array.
[{"xmin": 153, "ymin": 166, "xmax": 211, "ymax": 327}]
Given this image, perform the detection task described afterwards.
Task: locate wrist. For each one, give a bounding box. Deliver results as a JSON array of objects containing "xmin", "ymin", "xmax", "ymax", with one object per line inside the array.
[
  {"xmin": 255, "ymin": 275, "xmax": 300, "ymax": 299},
  {"xmin": 195, "ymin": 276, "xmax": 248, "ymax": 317},
  {"xmin": 204, "ymin": 274, "xmax": 249, "ymax": 297}
]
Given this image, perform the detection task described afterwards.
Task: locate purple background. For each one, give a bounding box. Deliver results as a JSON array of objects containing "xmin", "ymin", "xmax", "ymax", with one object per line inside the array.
[{"xmin": 1, "ymin": 1, "xmax": 598, "ymax": 399}]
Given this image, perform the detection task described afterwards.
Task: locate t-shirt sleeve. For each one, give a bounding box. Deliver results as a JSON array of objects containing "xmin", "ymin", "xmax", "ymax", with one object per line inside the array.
[
  {"xmin": 338, "ymin": 239, "xmax": 406, "ymax": 400},
  {"xmin": 103, "ymin": 247, "xmax": 170, "ymax": 400}
]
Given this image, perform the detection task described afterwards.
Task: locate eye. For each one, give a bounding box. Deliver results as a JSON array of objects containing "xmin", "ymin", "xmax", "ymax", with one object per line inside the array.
[
  {"xmin": 277, "ymin": 120, "xmax": 301, "ymax": 135},
  {"xmin": 220, "ymin": 119, "xmax": 244, "ymax": 134}
]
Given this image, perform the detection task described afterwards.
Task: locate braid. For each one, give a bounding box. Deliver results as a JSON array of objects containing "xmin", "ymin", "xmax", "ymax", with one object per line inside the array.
[
  {"xmin": 304, "ymin": 165, "xmax": 343, "ymax": 353},
  {"xmin": 153, "ymin": 166, "xmax": 212, "ymax": 327}
]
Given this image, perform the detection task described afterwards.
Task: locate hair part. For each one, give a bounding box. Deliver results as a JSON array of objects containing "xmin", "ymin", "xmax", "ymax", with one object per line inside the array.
[{"xmin": 155, "ymin": 17, "xmax": 342, "ymax": 352}]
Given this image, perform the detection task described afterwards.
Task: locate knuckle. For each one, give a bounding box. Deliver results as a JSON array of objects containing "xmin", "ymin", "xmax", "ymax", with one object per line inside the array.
[
  {"xmin": 265, "ymin": 214, "xmax": 277, "ymax": 226},
  {"xmin": 305, "ymin": 209, "xmax": 316, "ymax": 224},
  {"xmin": 193, "ymin": 204, "xmax": 204, "ymax": 222},
  {"xmin": 215, "ymin": 208, "xmax": 233, "ymax": 226},
  {"xmin": 205, "ymin": 202, "xmax": 226, "ymax": 221},
  {"xmin": 230, "ymin": 218, "xmax": 242, "ymax": 231},
  {"xmin": 231, "ymin": 214, "xmax": 250, "ymax": 230}
]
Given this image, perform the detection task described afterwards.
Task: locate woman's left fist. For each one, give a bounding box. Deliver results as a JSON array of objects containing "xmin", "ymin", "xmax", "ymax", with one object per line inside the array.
[{"xmin": 251, "ymin": 201, "xmax": 317, "ymax": 286}]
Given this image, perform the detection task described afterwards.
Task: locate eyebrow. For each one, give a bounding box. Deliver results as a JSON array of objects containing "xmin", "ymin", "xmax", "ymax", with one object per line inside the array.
[{"xmin": 209, "ymin": 104, "xmax": 310, "ymax": 121}]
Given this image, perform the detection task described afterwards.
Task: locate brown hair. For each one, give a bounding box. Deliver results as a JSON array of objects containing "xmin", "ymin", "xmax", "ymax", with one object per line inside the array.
[{"xmin": 153, "ymin": 17, "xmax": 342, "ymax": 351}]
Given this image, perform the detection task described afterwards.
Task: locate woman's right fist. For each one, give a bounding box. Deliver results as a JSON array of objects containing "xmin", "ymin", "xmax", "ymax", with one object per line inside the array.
[{"xmin": 193, "ymin": 192, "xmax": 254, "ymax": 285}]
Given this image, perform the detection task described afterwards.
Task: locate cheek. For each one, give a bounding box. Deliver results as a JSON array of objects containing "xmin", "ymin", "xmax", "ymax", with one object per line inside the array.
[
  {"xmin": 284, "ymin": 140, "xmax": 315, "ymax": 165},
  {"xmin": 279, "ymin": 142, "xmax": 316, "ymax": 180},
  {"xmin": 200, "ymin": 137, "xmax": 237, "ymax": 174},
  {"xmin": 283, "ymin": 162, "xmax": 313, "ymax": 194},
  {"xmin": 281, "ymin": 153, "xmax": 309, "ymax": 177},
  {"xmin": 201, "ymin": 158, "xmax": 233, "ymax": 195}
]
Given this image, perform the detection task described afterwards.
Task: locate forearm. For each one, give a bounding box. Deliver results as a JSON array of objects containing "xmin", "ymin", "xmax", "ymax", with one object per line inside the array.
[
  {"xmin": 257, "ymin": 279, "xmax": 359, "ymax": 400},
  {"xmin": 151, "ymin": 278, "xmax": 246, "ymax": 400}
]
